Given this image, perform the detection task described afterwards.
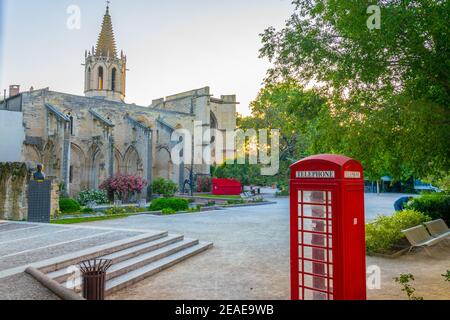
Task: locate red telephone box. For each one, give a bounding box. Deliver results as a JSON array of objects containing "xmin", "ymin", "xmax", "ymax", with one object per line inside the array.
[{"xmin": 290, "ymin": 154, "xmax": 366, "ymax": 300}]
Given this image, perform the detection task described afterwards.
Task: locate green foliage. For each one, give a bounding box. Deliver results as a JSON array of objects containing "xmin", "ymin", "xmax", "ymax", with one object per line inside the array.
[
  {"xmin": 366, "ymin": 210, "xmax": 431, "ymax": 254},
  {"xmin": 52, "ymin": 214, "xmax": 131, "ymax": 225},
  {"xmin": 259, "ymin": 0, "xmax": 450, "ymax": 181},
  {"xmin": 104, "ymin": 206, "xmax": 127, "ymax": 215},
  {"xmin": 59, "ymin": 198, "xmax": 81, "ymax": 214},
  {"xmin": 162, "ymin": 208, "xmax": 177, "ymax": 215},
  {"xmin": 227, "ymin": 199, "xmax": 245, "ymax": 205},
  {"xmin": 443, "ymin": 271, "xmax": 450, "ymax": 282},
  {"xmin": 149, "ymin": 198, "xmax": 189, "ymax": 212},
  {"xmin": 423, "ymin": 172, "xmax": 450, "ymax": 194},
  {"xmin": 406, "ymin": 194, "xmax": 450, "ymax": 224},
  {"xmin": 206, "ymin": 201, "xmax": 216, "ymax": 207},
  {"xmin": 151, "ymin": 178, "xmax": 178, "ymax": 198},
  {"xmin": 394, "ymin": 274, "xmax": 423, "ymax": 300},
  {"xmin": 104, "ymin": 205, "xmax": 146, "ymax": 215},
  {"xmin": 275, "ymin": 189, "xmax": 290, "ymax": 197},
  {"xmin": 236, "ymin": 80, "xmax": 327, "ymax": 186},
  {"xmin": 80, "ymin": 207, "xmax": 94, "ymax": 213},
  {"xmin": 213, "ymin": 161, "xmax": 286, "ymax": 187},
  {"xmin": 77, "ymin": 190, "xmax": 109, "ymax": 206}
]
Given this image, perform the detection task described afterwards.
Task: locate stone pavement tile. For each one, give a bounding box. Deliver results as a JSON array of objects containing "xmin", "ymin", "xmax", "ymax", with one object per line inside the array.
[
  {"xmin": 0, "ymin": 231, "xmax": 141, "ymax": 271},
  {"xmin": 0, "ymin": 225, "xmax": 62, "ymax": 242},
  {"xmin": 0, "ymin": 223, "xmax": 38, "ymax": 232},
  {"xmin": 0, "ymin": 273, "xmax": 59, "ymax": 300}
]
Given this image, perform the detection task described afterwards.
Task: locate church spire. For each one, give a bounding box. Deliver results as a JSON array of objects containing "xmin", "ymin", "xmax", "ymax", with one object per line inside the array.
[
  {"xmin": 85, "ymin": 1, "xmax": 126, "ymax": 102},
  {"xmin": 95, "ymin": 2, "xmax": 117, "ymax": 58}
]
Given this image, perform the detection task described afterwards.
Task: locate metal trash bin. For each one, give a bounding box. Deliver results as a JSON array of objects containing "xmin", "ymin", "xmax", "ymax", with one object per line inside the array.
[{"xmin": 79, "ymin": 259, "xmax": 113, "ymax": 300}]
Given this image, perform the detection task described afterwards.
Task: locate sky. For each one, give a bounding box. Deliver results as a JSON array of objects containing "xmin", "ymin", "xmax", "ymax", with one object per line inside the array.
[{"xmin": 0, "ymin": 0, "xmax": 294, "ymax": 115}]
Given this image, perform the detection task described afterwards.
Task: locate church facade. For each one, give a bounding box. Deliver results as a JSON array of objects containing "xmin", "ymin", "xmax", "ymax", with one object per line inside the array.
[{"xmin": 0, "ymin": 6, "xmax": 237, "ymax": 198}]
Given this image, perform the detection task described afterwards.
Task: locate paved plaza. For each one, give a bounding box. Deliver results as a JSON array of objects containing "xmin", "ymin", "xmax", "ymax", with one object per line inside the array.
[{"xmin": 1, "ymin": 192, "xmax": 448, "ymax": 300}]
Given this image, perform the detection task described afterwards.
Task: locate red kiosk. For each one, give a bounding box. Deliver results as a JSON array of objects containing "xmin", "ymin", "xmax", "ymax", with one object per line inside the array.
[
  {"xmin": 290, "ymin": 154, "xmax": 366, "ymax": 300},
  {"xmin": 212, "ymin": 178, "xmax": 242, "ymax": 196}
]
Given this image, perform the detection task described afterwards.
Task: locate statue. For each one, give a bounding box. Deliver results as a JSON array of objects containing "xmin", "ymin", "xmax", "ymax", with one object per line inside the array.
[{"xmin": 33, "ymin": 164, "xmax": 46, "ymax": 181}]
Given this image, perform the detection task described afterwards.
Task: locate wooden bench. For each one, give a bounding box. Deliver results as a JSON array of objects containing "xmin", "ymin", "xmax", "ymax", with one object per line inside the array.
[{"xmin": 401, "ymin": 225, "xmax": 447, "ymax": 257}]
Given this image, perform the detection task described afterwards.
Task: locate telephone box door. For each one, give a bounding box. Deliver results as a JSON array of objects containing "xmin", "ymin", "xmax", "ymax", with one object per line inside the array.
[{"xmin": 291, "ymin": 186, "xmax": 336, "ymax": 300}]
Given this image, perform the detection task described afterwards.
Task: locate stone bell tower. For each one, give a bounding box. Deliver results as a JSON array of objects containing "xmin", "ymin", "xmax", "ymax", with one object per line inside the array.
[{"xmin": 84, "ymin": 4, "xmax": 126, "ymax": 102}]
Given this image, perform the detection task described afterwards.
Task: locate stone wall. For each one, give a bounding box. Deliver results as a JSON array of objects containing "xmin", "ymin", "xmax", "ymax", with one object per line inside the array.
[
  {"xmin": 0, "ymin": 163, "xmax": 29, "ymax": 220},
  {"xmin": 0, "ymin": 110, "xmax": 25, "ymax": 162},
  {"xmin": 50, "ymin": 180, "xmax": 60, "ymax": 217},
  {"xmin": 0, "ymin": 162, "xmax": 60, "ymax": 221}
]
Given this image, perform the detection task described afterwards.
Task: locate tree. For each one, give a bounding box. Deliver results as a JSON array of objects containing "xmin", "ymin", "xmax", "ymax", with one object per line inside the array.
[
  {"xmin": 260, "ymin": 0, "xmax": 450, "ymax": 181},
  {"xmin": 151, "ymin": 178, "xmax": 178, "ymax": 198},
  {"xmin": 236, "ymin": 80, "xmax": 327, "ymax": 186}
]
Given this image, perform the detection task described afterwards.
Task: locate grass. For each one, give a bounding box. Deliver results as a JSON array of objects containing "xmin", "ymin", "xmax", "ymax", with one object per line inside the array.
[{"xmin": 51, "ymin": 214, "xmax": 133, "ymax": 225}]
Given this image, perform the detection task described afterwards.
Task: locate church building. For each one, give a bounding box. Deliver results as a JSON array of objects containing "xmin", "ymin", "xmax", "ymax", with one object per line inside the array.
[{"xmin": 0, "ymin": 5, "xmax": 237, "ymax": 198}]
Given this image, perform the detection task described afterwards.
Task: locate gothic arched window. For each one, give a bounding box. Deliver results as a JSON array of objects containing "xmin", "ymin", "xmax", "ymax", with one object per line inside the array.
[
  {"xmin": 69, "ymin": 116, "xmax": 74, "ymax": 135},
  {"xmin": 98, "ymin": 67, "xmax": 104, "ymax": 90},
  {"xmin": 111, "ymin": 68, "xmax": 117, "ymax": 92},
  {"xmin": 87, "ymin": 67, "xmax": 91, "ymax": 89}
]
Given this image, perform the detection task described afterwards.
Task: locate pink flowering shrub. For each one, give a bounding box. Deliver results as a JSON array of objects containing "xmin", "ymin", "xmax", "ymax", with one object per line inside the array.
[
  {"xmin": 100, "ymin": 175, "xmax": 148, "ymax": 202},
  {"xmin": 197, "ymin": 176, "xmax": 212, "ymax": 192}
]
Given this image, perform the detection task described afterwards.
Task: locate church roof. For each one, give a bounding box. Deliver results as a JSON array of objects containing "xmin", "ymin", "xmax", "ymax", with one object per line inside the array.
[{"xmin": 95, "ymin": 5, "xmax": 117, "ymax": 58}]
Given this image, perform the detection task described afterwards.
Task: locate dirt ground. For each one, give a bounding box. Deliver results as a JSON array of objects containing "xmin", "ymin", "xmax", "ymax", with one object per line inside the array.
[{"xmin": 366, "ymin": 245, "xmax": 450, "ymax": 300}]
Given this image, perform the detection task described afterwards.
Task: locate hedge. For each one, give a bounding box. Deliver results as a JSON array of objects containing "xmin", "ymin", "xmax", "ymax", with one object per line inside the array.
[
  {"xmin": 149, "ymin": 198, "xmax": 189, "ymax": 212},
  {"xmin": 405, "ymin": 194, "xmax": 450, "ymax": 224},
  {"xmin": 59, "ymin": 198, "xmax": 81, "ymax": 214},
  {"xmin": 366, "ymin": 210, "xmax": 431, "ymax": 254}
]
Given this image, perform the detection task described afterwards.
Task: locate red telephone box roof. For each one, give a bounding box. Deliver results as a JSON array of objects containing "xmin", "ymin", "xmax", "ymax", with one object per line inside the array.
[{"xmin": 290, "ymin": 154, "xmax": 363, "ymax": 180}]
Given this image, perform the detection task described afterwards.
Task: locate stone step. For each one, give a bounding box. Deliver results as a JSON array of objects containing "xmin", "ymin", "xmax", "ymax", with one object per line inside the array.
[
  {"xmin": 106, "ymin": 238, "xmax": 199, "ymax": 281},
  {"xmin": 39, "ymin": 232, "xmax": 168, "ymax": 274},
  {"xmin": 47, "ymin": 234, "xmax": 184, "ymax": 283},
  {"xmin": 105, "ymin": 241, "xmax": 213, "ymax": 295},
  {"xmin": 65, "ymin": 238, "xmax": 205, "ymax": 292}
]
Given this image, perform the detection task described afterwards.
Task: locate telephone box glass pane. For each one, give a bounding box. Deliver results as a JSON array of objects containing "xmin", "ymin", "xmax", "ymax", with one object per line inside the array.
[
  {"xmin": 303, "ymin": 246, "xmax": 328, "ymax": 262},
  {"xmin": 304, "ymin": 260, "xmax": 329, "ymax": 277},
  {"xmin": 303, "ymin": 191, "xmax": 327, "ymax": 204},
  {"xmin": 304, "ymin": 289, "xmax": 327, "ymax": 301},
  {"xmin": 304, "ymin": 274, "xmax": 329, "ymax": 291},
  {"xmin": 302, "ymin": 218, "xmax": 327, "ymax": 233},
  {"xmin": 303, "ymin": 205, "xmax": 327, "ymax": 219},
  {"xmin": 303, "ymin": 232, "xmax": 327, "ymax": 248}
]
